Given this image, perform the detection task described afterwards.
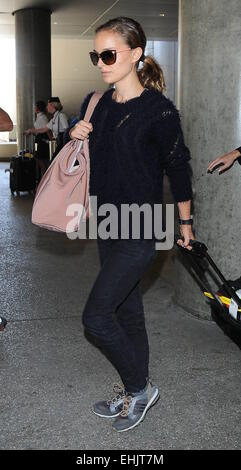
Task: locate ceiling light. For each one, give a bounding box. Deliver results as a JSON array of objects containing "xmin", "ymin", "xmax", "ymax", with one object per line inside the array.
[
  {"xmin": 159, "ymin": 13, "xmax": 165, "ymax": 17},
  {"xmin": 53, "ymin": 22, "xmax": 58, "ymax": 25}
]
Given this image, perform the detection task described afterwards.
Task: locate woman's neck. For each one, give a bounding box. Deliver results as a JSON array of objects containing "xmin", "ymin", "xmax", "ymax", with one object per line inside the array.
[{"xmin": 113, "ymin": 77, "xmax": 145, "ymax": 103}]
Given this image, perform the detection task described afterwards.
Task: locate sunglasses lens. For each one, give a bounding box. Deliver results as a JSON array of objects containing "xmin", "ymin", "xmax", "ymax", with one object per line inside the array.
[
  {"xmin": 89, "ymin": 52, "xmax": 99, "ymax": 66},
  {"xmin": 101, "ymin": 50, "xmax": 116, "ymax": 65},
  {"xmin": 89, "ymin": 50, "xmax": 116, "ymax": 66}
]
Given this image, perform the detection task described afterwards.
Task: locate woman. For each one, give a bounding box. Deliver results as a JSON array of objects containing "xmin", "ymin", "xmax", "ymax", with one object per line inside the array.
[
  {"xmin": 70, "ymin": 17, "xmax": 194, "ymax": 433},
  {"xmin": 26, "ymin": 97, "xmax": 69, "ymax": 160},
  {"xmin": 26, "ymin": 101, "xmax": 50, "ymax": 180}
]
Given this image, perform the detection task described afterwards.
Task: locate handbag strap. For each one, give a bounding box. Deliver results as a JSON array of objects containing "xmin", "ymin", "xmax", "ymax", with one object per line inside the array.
[{"xmin": 83, "ymin": 91, "xmax": 104, "ymax": 123}]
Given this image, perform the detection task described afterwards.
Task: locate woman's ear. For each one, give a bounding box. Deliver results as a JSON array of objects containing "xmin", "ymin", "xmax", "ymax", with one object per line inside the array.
[{"xmin": 131, "ymin": 46, "xmax": 143, "ymax": 63}]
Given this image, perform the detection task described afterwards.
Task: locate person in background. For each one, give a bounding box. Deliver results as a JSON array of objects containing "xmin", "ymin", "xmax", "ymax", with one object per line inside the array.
[
  {"xmin": 207, "ymin": 147, "xmax": 241, "ymax": 174},
  {"xmin": 26, "ymin": 97, "xmax": 69, "ymax": 160},
  {"xmin": 0, "ymin": 107, "xmax": 13, "ymax": 331},
  {"xmin": 26, "ymin": 101, "xmax": 50, "ymax": 180}
]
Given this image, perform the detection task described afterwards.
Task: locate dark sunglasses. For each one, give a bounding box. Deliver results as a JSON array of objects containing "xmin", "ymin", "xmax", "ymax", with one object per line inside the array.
[{"xmin": 89, "ymin": 48, "xmax": 132, "ymax": 66}]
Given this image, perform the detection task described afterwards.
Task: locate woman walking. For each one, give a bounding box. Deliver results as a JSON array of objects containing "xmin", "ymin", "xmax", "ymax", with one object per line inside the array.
[{"xmin": 70, "ymin": 17, "xmax": 194, "ymax": 432}]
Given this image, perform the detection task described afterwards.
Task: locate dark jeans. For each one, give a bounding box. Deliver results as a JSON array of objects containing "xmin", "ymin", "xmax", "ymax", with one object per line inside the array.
[{"xmin": 82, "ymin": 237, "xmax": 157, "ymax": 393}]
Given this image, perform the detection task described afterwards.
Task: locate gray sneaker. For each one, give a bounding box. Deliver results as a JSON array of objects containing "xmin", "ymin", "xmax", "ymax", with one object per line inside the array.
[
  {"xmin": 112, "ymin": 381, "xmax": 159, "ymax": 432},
  {"xmin": 0, "ymin": 316, "xmax": 7, "ymax": 331},
  {"xmin": 93, "ymin": 383, "xmax": 126, "ymax": 418}
]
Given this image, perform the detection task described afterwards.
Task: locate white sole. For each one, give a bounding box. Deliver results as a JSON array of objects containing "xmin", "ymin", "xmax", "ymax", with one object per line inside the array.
[
  {"xmin": 93, "ymin": 409, "xmax": 121, "ymax": 419},
  {"xmin": 113, "ymin": 388, "xmax": 160, "ymax": 433}
]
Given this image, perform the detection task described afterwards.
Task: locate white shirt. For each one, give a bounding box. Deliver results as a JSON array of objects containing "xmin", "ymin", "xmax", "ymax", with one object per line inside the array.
[
  {"xmin": 34, "ymin": 112, "xmax": 48, "ymax": 129},
  {"xmin": 47, "ymin": 111, "xmax": 69, "ymax": 138}
]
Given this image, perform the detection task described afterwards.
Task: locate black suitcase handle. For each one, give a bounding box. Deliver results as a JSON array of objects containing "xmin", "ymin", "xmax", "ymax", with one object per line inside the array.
[
  {"xmin": 175, "ymin": 234, "xmax": 241, "ymax": 309},
  {"xmin": 174, "ymin": 235, "xmax": 207, "ymax": 258},
  {"xmin": 21, "ymin": 133, "xmax": 34, "ymax": 156}
]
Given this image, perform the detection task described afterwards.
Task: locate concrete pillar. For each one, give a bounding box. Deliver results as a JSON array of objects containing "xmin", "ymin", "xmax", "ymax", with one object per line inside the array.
[
  {"xmin": 175, "ymin": 0, "xmax": 241, "ymax": 319},
  {"xmin": 14, "ymin": 8, "xmax": 52, "ymax": 151}
]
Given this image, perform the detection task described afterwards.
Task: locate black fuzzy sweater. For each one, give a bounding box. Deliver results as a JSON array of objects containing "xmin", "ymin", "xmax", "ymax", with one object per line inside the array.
[{"xmin": 72, "ymin": 87, "xmax": 192, "ymax": 239}]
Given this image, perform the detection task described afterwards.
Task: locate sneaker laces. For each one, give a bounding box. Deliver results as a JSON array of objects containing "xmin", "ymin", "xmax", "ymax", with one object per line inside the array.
[
  {"xmin": 107, "ymin": 383, "xmax": 126, "ymax": 406},
  {"xmin": 120, "ymin": 395, "xmax": 132, "ymax": 417}
]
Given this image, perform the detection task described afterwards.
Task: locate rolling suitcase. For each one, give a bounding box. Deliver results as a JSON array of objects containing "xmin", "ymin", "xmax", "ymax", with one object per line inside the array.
[
  {"xmin": 6, "ymin": 135, "xmax": 36, "ymax": 195},
  {"xmin": 175, "ymin": 236, "xmax": 241, "ymax": 333}
]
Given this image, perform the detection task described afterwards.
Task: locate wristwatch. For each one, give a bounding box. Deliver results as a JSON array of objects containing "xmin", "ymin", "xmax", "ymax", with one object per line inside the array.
[{"xmin": 179, "ymin": 217, "xmax": 193, "ymax": 225}]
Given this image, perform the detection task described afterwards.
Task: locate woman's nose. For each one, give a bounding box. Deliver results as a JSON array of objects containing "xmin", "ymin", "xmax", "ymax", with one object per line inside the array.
[{"xmin": 97, "ymin": 56, "xmax": 105, "ymax": 68}]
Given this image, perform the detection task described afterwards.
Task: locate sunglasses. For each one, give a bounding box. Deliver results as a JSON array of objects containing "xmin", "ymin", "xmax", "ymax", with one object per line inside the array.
[{"xmin": 89, "ymin": 48, "xmax": 132, "ymax": 66}]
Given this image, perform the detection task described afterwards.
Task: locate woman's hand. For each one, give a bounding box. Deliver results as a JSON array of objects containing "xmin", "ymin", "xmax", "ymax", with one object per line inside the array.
[
  {"xmin": 207, "ymin": 150, "xmax": 240, "ymax": 174},
  {"xmin": 69, "ymin": 120, "xmax": 93, "ymax": 141},
  {"xmin": 176, "ymin": 225, "xmax": 195, "ymax": 251}
]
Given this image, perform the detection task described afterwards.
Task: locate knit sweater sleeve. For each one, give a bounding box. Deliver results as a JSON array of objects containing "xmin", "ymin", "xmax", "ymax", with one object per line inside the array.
[
  {"xmin": 236, "ymin": 146, "xmax": 241, "ymax": 165},
  {"xmin": 155, "ymin": 102, "xmax": 192, "ymax": 202}
]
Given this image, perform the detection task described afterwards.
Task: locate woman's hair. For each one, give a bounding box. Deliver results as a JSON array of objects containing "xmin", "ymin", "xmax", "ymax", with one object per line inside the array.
[
  {"xmin": 95, "ymin": 17, "xmax": 166, "ymax": 93},
  {"xmin": 36, "ymin": 100, "xmax": 47, "ymax": 113},
  {"xmin": 50, "ymin": 102, "xmax": 63, "ymax": 112},
  {"xmin": 54, "ymin": 102, "xmax": 63, "ymax": 112}
]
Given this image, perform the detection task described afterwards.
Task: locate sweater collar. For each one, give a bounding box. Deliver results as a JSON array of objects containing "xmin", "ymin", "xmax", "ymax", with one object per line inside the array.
[{"xmin": 104, "ymin": 87, "xmax": 151, "ymax": 108}]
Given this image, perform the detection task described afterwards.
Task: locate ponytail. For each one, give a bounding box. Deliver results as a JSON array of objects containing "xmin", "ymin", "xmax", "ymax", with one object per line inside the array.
[{"xmin": 137, "ymin": 55, "xmax": 166, "ymax": 93}]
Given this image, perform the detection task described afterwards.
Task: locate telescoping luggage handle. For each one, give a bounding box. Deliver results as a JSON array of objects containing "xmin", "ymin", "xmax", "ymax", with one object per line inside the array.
[
  {"xmin": 21, "ymin": 133, "xmax": 33, "ymax": 157},
  {"xmin": 174, "ymin": 235, "xmax": 241, "ymax": 310}
]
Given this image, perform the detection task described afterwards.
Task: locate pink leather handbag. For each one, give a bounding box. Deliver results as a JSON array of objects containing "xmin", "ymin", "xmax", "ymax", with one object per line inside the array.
[{"xmin": 31, "ymin": 92, "xmax": 103, "ymax": 233}]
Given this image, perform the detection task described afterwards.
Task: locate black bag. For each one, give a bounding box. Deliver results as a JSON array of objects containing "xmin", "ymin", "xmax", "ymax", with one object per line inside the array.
[
  {"xmin": 175, "ymin": 236, "xmax": 241, "ymax": 332},
  {"xmin": 8, "ymin": 155, "xmax": 36, "ymax": 195},
  {"xmin": 35, "ymin": 133, "xmax": 49, "ymax": 160},
  {"xmin": 5, "ymin": 134, "xmax": 36, "ymax": 195}
]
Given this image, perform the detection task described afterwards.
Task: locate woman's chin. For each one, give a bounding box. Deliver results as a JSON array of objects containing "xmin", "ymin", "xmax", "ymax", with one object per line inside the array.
[{"xmin": 101, "ymin": 74, "xmax": 114, "ymax": 83}]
